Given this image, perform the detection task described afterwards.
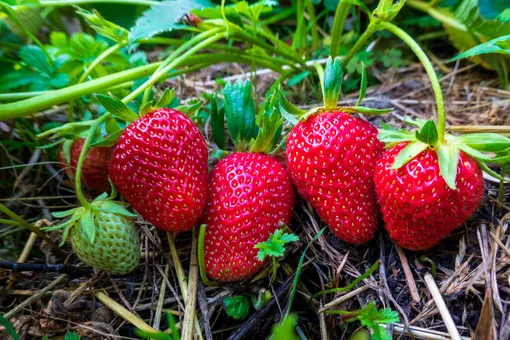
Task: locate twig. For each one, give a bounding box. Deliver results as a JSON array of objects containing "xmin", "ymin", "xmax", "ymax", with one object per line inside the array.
[
  {"xmin": 318, "ymin": 285, "xmax": 371, "ymax": 312},
  {"xmin": 197, "ymin": 280, "xmax": 214, "ymax": 340},
  {"xmin": 95, "ymin": 291, "xmax": 158, "ymax": 334},
  {"xmin": 182, "ymin": 230, "xmax": 199, "ymax": 340},
  {"xmin": 0, "ymin": 262, "xmax": 93, "ymax": 275},
  {"xmin": 6, "ymin": 232, "xmax": 38, "ymax": 290},
  {"xmin": 447, "ymin": 125, "xmax": 510, "ymax": 134},
  {"xmin": 4, "ymin": 274, "xmax": 68, "ymax": 319},
  {"xmin": 153, "ymin": 265, "xmax": 169, "ymax": 330},
  {"xmin": 423, "ymin": 273, "xmax": 461, "ymax": 340},
  {"xmin": 394, "ymin": 243, "xmax": 420, "ymax": 303},
  {"xmin": 390, "ymin": 323, "xmax": 471, "ymax": 340}
]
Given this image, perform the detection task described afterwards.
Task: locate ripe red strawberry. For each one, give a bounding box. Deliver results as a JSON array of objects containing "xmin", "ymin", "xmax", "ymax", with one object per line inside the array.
[
  {"xmin": 109, "ymin": 108, "xmax": 208, "ymax": 233},
  {"xmin": 203, "ymin": 152, "xmax": 295, "ymax": 282},
  {"xmin": 59, "ymin": 139, "xmax": 114, "ymax": 193},
  {"xmin": 374, "ymin": 142, "xmax": 484, "ymax": 250},
  {"xmin": 286, "ymin": 111, "xmax": 384, "ymax": 244}
]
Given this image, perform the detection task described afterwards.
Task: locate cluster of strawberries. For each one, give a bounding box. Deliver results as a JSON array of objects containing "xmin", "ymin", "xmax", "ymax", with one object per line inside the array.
[{"xmin": 58, "ymin": 59, "xmax": 491, "ymax": 282}]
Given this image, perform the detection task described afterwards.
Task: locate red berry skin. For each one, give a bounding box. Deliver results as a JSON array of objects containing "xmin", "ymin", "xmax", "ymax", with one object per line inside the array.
[
  {"xmin": 109, "ymin": 109, "xmax": 208, "ymax": 233},
  {"xmin": 58, "ymin": 139, "xmax": 114, "ymax": 193},
  {"xmin": 374, "ymin": 142, "xmax": 484, "ymax": 250},
  {"xmin": 204, "ymin": 153, "xmax": 295, "ymax": 282},
  {"xmin": 286, "ymin": 111, "xmax": 384, "ymax": 244}
]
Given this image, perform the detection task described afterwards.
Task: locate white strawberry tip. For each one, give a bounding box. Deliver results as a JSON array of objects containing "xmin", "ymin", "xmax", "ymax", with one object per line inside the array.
[{"xmin": 378, "ymin": 119, "xmax": 510, "ymax": 189}]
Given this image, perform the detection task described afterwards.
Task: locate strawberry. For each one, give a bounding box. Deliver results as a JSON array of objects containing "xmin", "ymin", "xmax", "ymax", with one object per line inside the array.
[
  {"xmin": 280, "ymin": 58, "xmax": 389, "ymax": 244},
  {"xmin": 46, "ymin": 193, "xmax": 140, "ymax": 275},
  {"xmin": 202, "ymin": 80, "xmax": 295, "ymax": 282},
  {"xmin": 374, "ymin": 142, "xmax": 484, "ymax": 250},
  {"xmin": 203, "ymin": 152, "xmax": 295, "ymax": 282},
  {"xmin": 109, "ymin": 108, "xmax": 208, "ymax": 233},
  {"xmin": 286, "ymin": 111, "xmax": 383, "ymax": 243},
  {"xmin": 59, "ymin": 139, "xmax": 114, "ymax": 193}
]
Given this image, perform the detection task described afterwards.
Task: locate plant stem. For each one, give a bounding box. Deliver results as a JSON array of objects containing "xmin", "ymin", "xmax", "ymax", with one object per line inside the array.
[
  {"xmin": 271, "ymin": 257, "xmax": 277, "ymax": 284},
  {"xmin": 406, "ymin": 0, "xmax": 467, "ymax": 31},
  {"xmin": 382, "ymin": 22, "xmax": 446, "ymax": 142},
  {"xmin": 38, "ymin": 0, "xmax": 159, "ymax": 6},
  {"xmin": 261, "ymin": 7, "xmax": 296, "ymax": 26},
  {"xmin": 307, "ymin": 0, "xmax": 319, "ymax": 52},
  {"xmin": 342, "ymin": 23, "xmax": 377, "ymax": 68},
  {"xmin": 78, "ymin": 43, "xmax": 124, "ymax": 83},
  {"xmin": 73, "ymin": 114, "xmax": 109, "ymax": 208},
  {"xmin": 124, "ymin": 31, "xmax": 227, "ymax": 104},
  {"xmin": 330, "ymin": 2, "xmax": 351, "ymax": 58},
  {"xmin": 198, "ymin": 224, "xmax": 217, "ymax": 286},
  {"xmin": 312, "ymin": 260, "xmax": 380, "ymax": 298},
  {"xmin": 0, "ymin": 203, "xmax": 64, "ymax": 255}
]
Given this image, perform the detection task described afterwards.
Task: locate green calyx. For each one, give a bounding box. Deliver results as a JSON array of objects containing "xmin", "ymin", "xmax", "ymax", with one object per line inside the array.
[
  {"xmin": 278, "ymin": 57, "xmax": 392, "ymax": 124},
  {"xmin": 43, "ymin": 189, "xmax": 137, "ymax": 246},
  {"xmin": 215, "ymin": 79, "xmax": 284, "ymax": 154},
  {"xmin": 379, "ymin": 119, "xmax": 510, "ymax": 189}
]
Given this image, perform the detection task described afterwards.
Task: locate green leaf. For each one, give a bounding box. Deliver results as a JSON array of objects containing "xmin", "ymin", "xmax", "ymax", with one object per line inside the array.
[
  {"xmin": 90, "ymin": 129, "xmax": 123, "ymax": 147},
  {"xmin": 278, "ymin": 89, "xmax": 305, "ymax": 125},
  {"xmin": 0, "ymin": 314, "xmax": 20, "ymax": 340},
  {"xmin": 270, "ymin": 314, "xmax": 300, "ymax": 340},
  {"xmin": 378, "ymin": 128, "xmax": 416, "ymax": 146},
  {"xmin": 336, "ymin": 0, "xmax": 371, "ymax": 16},
  {"xmin": 372, "ymin": 324, "xmax": 392, "ymax": 340},
  {"xmin": 373, "ymin": 0, "xmax": 406, "ymax": 22},
  {"xmin": 210, "ymin": 95, "xmax": 226, "ymax": 150},
  {"xmin": 62, "ymin": 139, "xmax": 73, "ymax": 164},
  {"xmin": 358, "ymin": 304, "xmax": 399, "ymax": 340},
  {"xmin": 19, "ymin": 45, "xmax": 52, "ymax": 75},
  {"xmin": 498, "ymin": 9, "xmax": 510, "ymax": 22},
  {"xmin": 80, "ymin": 210, "xmax": 97, "ymax": 245},
  {"xmin": 174, "ymin": 100, "xmax": 203, "ymax": 117},
  {"xmin": 128, "ymin": 0, "xmax": 214, "ymax": 44},
  {"xmin": 415, "ymin": 120, "xmax": 439, "ymax": 145},
  {"xmin": 64, "ymin": 332, "xmax": 81, "ymax": 340},
  {"xmin": 337, "ymin": 106, "xmax": 392, "ymax": 115},
  {"xmin": 356, "ymin": 62, "xmax": 367, "ymax": 106},
  {"xmin": 96, "ymin": 94, "xmax": 138, "ymax": 123},
  {"xmin": 459, "ymin": 132, "xmax": 510, "ymax": 152},
  {"xmin": 96, "ymin": 201, "xmax": 137, "ymax": 217},
  {"xmin": 457, "ymin": 143, "xmax": 495, "ymax": 163},
  {"xmin": 254, "ymin": 229, "xmax": 299, "ymax": 261},
  {"xmin": 75, "ymin": 7, "xmax": 129, "ymax": 43},
  {"xmin": 392, "ymin": 141, "xmax": 429, "ymax": 169},
  {"xmin": 320, "ymin": 57, "xmax": 343, "ymax": 109},
  {"xmin": 250, "ymin": 102, "xmax": 284, "ymax": 154},
  {"xmin": 449, "ymin": 34, "xmax": 510, "ymax": 61},
  {"xmin": 155, "ymin": 88, "xmax": 176, "ymax": 109},
  {"xmin": 223, "ymin": 295, "xmax": 250, "ymax": 320},
  {"xmin": 437, "ymin": 144, "xmax": 460, "ymax": 190},
  {"xmin": 52, "ymin": 208, "xmax": 78, "ymax": 219},
  {"xmin": 224, "ymin": 79, "xmax": 259, "ymax": 151},
  {"xmin": 287, "ymin": 70, "xmax": 311, "ymax": 87}
]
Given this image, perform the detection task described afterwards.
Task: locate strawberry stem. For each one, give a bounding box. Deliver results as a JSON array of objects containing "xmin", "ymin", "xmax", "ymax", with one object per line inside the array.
[
  {"xmin": 74, "ymin": 114, "xmax": 110, "ymax": 209},
  {"xmin": 271, "ymin": 257, "xmax": 277, "ymax": 284},
  {"xmin": 382, "ymin": 22, "xmax": 446, "ymax": 143},
  {"xmin": 198, "ymin": 224, "xmax": 217, "ymax": 287}
]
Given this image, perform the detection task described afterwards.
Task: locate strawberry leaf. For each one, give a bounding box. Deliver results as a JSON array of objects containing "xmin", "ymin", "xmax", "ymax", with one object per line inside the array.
[
  {"xmin": 498, "ymin": 9, "xmax": 510, "ymax": 22},
  {"xmin": 96, "ymin": 201, "xmax": 137, "ymax": 217},
  {"xmin": 224, "ymin": 79, "xmax": 259, "ymax": 151},
  {"xmin": 320, "ymin": 57, "xmax": 343, "ymax": 109},
  {"xmin": 337, "ymin": 106, "xmax": 392, "ymax": 115},
  {"xmin": 155, "ymin": 88, "xmax": 176, "ymax": 109},
  {"xmin": 174, "ymin": 99, "xmax": 203, "ymax": 117},
  {"xmin": 128, "ymin": 0, "xmax": 214, "ymax": 45},
  {"xmin": 250, "ymin": 102, "xmax": 283, "ymax": 154},
  {"xmin": 223, "ymin": 295, "xmax": 250, "ymax": 320},
  {"xmin": 90, "ymin": 130, "xmax": 123, "ymax": 148},
  {"xmin": 378, "ymin": 128, "xmax": 416, "ymax": 146},
  {"xmin": 437, "ymin": 144, "xmax": 460, "ymax": 190},
  {"xmin": 255, "ymin": 229, "xmax": 299, "ymax": 261},
  {"xmin": 449, "ymin": 34, "xmax": 510, "ymax": 61},
  {"xmin": 80, "ymin": 210, "xmax": 96, "ymax": 245},
  {"xmin": 392, "ymin": 141, "xmax": 429, "ymax": 169},
  {"xmin": 373, "ymin": 0, "xmax": 405, "ymax": 22},
  {"xmin": 458, "ymin": 133, "xmax": 510, "ymax": 152},
  {"xmin": 415, "ymin": 120, "xmax": 438, "ymax": 146},
  {"xmin": 278, "ymin": 89, "xmax": 305, "ymax": 125},
  {"xmin": 210, "ymin": 95, "xmax": 226, "ymax": 150},
  {"xmin": 270, "ymin": 314, "xmax": 300, "ymax": 340},
  {"xmin": 96, "ymin": 94, "xmax": 138, "ymax": 123},
  {"xmin": 75, "ymin": 7, "xmax": 129, "ymax": 44},
  {"xmin": 358, "ymin": 304, "xmax": 399, "ymax": 340},
  {"xmin": 52, "ymin": 208, "xmax": 78, "ymax": 219}
]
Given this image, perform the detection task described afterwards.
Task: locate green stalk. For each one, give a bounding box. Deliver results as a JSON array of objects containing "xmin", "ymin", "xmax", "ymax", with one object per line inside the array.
[
  {"xmin": 198, "ymin": 224, "xmax": 217, "ymax": 287},
  {"xmin": 261, "ymin": 7, "xmax": 296, "ymax": 26},
  {"xmin": 78, "ymin": 43, "xmax": 124, "ymax": 83},
  {"xmin": 292, "ymin": 0, "xmax": 306, "ymax": 52},
  {"xmin": 124, "ymin": 31, "xmax": 227, "ymax": 104},
  {"xmin": 311, "ymin": 260, "xmax": 380, "ymax": 298},
  {"xmin": 342, "ymin": 23, "xmax": 377, "ymax": 68},
  {"xmin": 73, "ymin": 114, "xmax": 110, "ymax": 209},
  {"xmin": 0, "ymin": 203, "xmax": 64, "ymax": 255},
  {"xmin": 0, "ymin": 63, "xmax": 160, "ymax": 120},
  {"xmin": 0, "ymin": 218, "xmax": 21, "ymax": 227},
  {"xmin": 382, "ymin": 22, "xmax": 446, "ymax": 142},
  {"xmin": 406, "ymin": 0, "xmax": 467, "ymax": 31},
  {"xmin": 330, "ymin": 2, "xmax": 351, "ymax": 58},
  {"xmin": 271, "ymin": 257, "xmax": 277, "ymax": 284},
  {"xmin": 307, "ymin": 0, "xmax": 319, "ymax": 52},
  {"xmin": 38, "ymin": 0, "xmax": 159, "ymax": 6}
]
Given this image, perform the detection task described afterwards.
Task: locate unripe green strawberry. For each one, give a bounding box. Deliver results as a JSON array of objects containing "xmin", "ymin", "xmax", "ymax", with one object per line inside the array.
[
  {"xmin": 46, "ymin": 193, "xmax": 140, "ymax": 275},
  {"xmin": 70, "ymin": 210, "xmax": 140, "ymax": 275}
]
